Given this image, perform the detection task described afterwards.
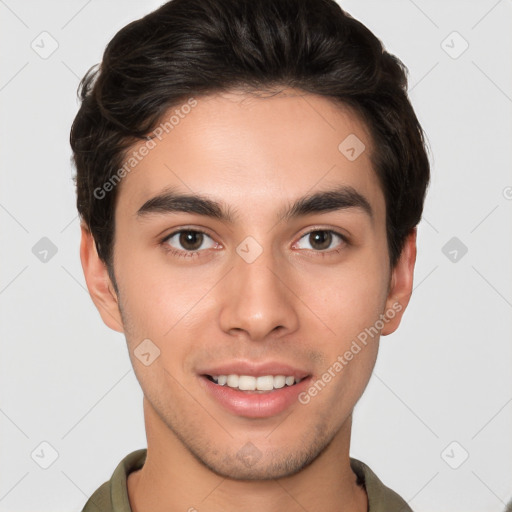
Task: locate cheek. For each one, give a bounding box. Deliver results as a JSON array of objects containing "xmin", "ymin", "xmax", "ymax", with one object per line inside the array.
[
  {"xmin": 303, "ymin": 258, "xmax": 390, "ymax": 339},
  {"xmin": 298, "ymin": 271, "xmax": 385, "ymax": 414},
  {"xmin": 115, "ymin": 257, "xmax": 219, "ymax": 377},
  {"xmin": 115, "ymin": 247, "xmax": 213, "ymax": 332}
]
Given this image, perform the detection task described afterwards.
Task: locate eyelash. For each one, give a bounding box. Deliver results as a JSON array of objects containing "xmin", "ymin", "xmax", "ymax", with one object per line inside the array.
[{"xmin": 161, "ymin": 228, "xmax": 348, "ymax": 260}]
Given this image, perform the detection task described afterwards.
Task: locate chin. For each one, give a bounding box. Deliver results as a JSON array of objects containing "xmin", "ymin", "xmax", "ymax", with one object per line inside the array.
[{"xmin": 190, "ymin": 432, "xmax": 332, "ymax": 481}]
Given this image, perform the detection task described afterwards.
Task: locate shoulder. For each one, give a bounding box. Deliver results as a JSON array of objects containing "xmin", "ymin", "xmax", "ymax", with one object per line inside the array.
[
  {"xmin": 350, "ymin": 458, "xmax": 414, "ymax": 512},
  {"xmin": 81, "ymin": 449, "xmax": 147, "ymax": 512}
]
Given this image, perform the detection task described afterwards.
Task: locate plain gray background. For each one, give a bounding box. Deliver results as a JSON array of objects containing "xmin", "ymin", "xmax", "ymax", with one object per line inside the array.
[{"xmin": 0, "ymin": 1, "xmax": 511, "ymax": 511}]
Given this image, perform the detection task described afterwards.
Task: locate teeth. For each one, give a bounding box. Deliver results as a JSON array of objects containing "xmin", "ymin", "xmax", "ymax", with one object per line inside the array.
[
  {"xmin": 273, "ymin": 375, "xmax": 286, "ymax": 389},
  {"xmin": 239, "ymin": 375, "xmax": 256, "ymax": 390},
  {"xmin": 210, "ymin": 374, "xmax": 300, "ymax": 391},
  {"xmin": 256, "ymin": 375, "xmax": 274, "ymax": 391},
  {"xmin": 227, "ymin": 374, "xmax": 239, "ymax": 387}
]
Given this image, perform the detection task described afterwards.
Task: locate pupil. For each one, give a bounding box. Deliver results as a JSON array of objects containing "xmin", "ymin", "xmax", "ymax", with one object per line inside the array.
[
  {"xmin": 180, "ymin": 231, "xmax": 202, "ymax": 250},
  {"xmin": 310, "ymin": 231, "xmax": 331, "ymax": 250}
]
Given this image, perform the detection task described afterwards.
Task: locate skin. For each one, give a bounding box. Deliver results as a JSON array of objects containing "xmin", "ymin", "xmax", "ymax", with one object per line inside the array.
[{"xmin": 80, "ymin": 88, "xmax": 416, "ymax": 512}]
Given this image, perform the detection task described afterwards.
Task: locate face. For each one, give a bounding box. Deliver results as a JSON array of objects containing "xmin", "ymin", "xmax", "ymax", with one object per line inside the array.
[{"xmin": 81, "ymin": 88, "xmax": 415, "ymax": 480}]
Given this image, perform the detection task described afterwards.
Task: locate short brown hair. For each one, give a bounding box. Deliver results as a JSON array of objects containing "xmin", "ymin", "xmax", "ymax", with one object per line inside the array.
[{"xmin": 70, "ymin": 0, "xmax": 430, "ymax": 273}]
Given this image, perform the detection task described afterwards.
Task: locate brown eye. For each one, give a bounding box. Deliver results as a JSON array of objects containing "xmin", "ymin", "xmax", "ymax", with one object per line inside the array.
[
  {"xmin": 178, "ymin": 231, "xmax": 204, "ymax": 251},
  {"xmin": 163, "ymin": 230, "xmax": 216, "ymax": 253},
  {"xmin": 295, "ymin": 229, "xmax": 346, "ymax": 252},
  {"xmin": 308, "ymin": 231, "xmax": 332, "ymax": 250}
]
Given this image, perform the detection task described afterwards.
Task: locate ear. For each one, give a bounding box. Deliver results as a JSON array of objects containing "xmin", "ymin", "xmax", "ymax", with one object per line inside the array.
[
  {"xmin": 381, "ymin": 228, "xmax": 417, "ymax": 336},
  {"xmin": 80, "ymin": 223, "xmax": 124, "ymax": 333}
]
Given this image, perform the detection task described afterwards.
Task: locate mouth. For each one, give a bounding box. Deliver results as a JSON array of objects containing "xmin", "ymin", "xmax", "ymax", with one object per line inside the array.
[
  {"xmin": 203, "ymin": 374, "xmax": 307, "ymax": 393},
  {"xmin": 197, "ymin": 366, "xmax": 312, "ymax": 418}
]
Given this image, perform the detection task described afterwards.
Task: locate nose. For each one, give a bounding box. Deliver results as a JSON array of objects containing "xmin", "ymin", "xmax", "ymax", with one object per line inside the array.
[{"xmin": 218, "ymin": 244, "xmax": 300, "ymax": 342}]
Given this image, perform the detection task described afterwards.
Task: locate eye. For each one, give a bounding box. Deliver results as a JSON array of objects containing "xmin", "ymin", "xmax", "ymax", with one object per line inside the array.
[
  {"xmin": 162, "ymin": 229, "xmax": 218, "ymax": 256},
  {"xmin": 294, "ymin": 229, "xmax": 347, "ymax": 253}
]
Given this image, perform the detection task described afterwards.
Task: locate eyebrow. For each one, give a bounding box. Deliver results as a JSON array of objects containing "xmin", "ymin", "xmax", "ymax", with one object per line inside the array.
[{"xmin": 136, "ymin": 185, "xmax": 373, "ymax": 223}]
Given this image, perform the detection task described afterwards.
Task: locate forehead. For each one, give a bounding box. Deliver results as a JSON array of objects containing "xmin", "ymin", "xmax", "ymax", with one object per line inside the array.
[{"xmin": 115, "ymin": 89, "xmax": 385, "ymax": 222}]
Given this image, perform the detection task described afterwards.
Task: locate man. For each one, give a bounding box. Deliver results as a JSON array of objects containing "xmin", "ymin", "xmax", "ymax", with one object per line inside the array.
[{"xmin": 70, "ymin": 0, "xmax": 430, "ymax": 510}]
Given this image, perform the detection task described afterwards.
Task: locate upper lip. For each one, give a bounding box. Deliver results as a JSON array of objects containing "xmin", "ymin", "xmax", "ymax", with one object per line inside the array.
[{"xmin": 198, "ymin": 360, "xmax": 311, "ymax": 380}]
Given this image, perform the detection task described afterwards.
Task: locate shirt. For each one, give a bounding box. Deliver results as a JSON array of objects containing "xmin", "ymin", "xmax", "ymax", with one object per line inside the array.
[{"xmin": 81, "ymin": 448, "xmax": 413, "ymax": 512}]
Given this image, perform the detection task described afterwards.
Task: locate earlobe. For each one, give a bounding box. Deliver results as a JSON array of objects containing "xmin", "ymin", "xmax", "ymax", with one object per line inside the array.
[
  {"xmin": 381, "ymin": 228, "xmax": 417, "ymax": 336},
  {"xmin": 79, "ymin": 223, "xmax": 124, "ymax": 333}
]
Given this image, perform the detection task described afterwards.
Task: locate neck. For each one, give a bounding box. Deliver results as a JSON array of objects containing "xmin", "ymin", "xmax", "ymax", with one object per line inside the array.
[{"xmin": 127, "ymin": 398, "xmax": 367, "ymax": 512}]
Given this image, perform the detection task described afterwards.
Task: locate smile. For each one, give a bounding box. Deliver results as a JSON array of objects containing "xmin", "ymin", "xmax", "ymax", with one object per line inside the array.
[
  {"xmin": 206, "ymin": 374, "xmax": 305, "ymax": 392},
  {"xmin": 199, "ymin": 374, "xmax": 312, "ymax": 418}
]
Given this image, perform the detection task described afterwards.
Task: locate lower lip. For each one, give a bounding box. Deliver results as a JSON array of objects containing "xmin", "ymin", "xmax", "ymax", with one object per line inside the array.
[{"xmin": 199, "ymin": 375, "xmax": 312, "ymax": 419}]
